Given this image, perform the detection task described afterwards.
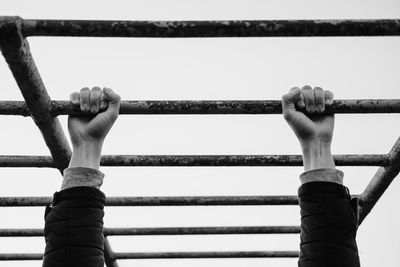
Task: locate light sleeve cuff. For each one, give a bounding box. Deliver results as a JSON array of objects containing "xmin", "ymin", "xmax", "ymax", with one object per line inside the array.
[
  {"xmin": 61, "ymin": 167, "xmax": 105, "ymax": 190},
  {"xmin": 300, "ymin": 168, "xmax": 344, "ymax": 185}
]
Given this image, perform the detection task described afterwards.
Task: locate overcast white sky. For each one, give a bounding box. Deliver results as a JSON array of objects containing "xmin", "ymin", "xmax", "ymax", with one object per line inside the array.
[{"xmin": 0, "ymin": 0, "xmax": 400, "ymax": 266}]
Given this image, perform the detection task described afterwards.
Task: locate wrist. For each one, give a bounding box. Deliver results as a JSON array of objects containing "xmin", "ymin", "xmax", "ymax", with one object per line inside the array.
[
  {"xmin": 300, "ymin": 139, "xmax": 335, "ymax": 172},
  {"xmin": 68, "ymin": 140, "xmax": 103, "ymax": 170}
]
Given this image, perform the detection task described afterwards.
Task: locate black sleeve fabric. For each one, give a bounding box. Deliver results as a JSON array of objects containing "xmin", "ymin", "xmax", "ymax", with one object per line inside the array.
[
  {"xmin": 42, "ymin": 186, "xmax": 106, "ymax": 267},
  {"xmin": 298, "ymin": 181, "xmax": 360, "ymax": 267}
]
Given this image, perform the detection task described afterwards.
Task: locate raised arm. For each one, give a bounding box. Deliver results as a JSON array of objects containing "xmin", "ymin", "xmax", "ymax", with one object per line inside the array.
[
  {"xmin": 282, "ymin": 86, "xmax": 360, "ymax": 267},
  {"xmin": 42, "ymin": 87, "xmax": 121, "ymax": 267}
]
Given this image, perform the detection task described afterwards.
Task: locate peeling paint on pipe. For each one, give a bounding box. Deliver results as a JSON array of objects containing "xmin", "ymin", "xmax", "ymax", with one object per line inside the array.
[
  {"xmin": 1, "ymin": 100, "xmax": 400, "ymax": 116},
  {"xmin": 16, "ymin": 18, "xmax": 400, "ymax": 37},
  {"xmin": 0, "ymin": 154, "xmax": 389, "ymax": 167}
]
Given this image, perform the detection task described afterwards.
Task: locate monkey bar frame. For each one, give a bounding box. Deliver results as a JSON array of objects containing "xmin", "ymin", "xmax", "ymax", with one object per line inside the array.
[{"xmin": 0, "ymin": 16, "xmax": 399, "ymax": 265}]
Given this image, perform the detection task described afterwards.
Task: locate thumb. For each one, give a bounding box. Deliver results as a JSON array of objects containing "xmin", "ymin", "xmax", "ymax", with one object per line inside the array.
[
  {"xmin": 282, "ymin": 87, "xmax": 301, "ymax": 120},
  {"xmin": 102, "ymin": 87, "xmax": 121, "ymax": 116}
]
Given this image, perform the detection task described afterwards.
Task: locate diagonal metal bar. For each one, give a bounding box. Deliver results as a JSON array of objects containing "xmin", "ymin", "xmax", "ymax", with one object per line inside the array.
[
  {"xmin": 2, "ymin": 99, "xmax": 400, "ymax": 116},
  {"xmin": 0, "ymin": 226, "xmax": 301, "ymax": 237},
  {"xmin": 0, "ymin": 195, "xmax": 301, "ymax": 206},
  {"xmin": 0, "ymin": 16, "xmax": 117, "ymax": 266},
  {"xmin": 104, "ymin": 237, "xmax": 119, "ymax": 267},
  {"xmin": 0, "ymin": 154, "xmax": 389, "ymax": 167},
  {"xmin": 358, "ymin": 136, "xmax": 400, "ymax": 224},
  {"xmin": 17, "ymin": 18, "xmax": 400, "ymax": 38},
  {"xmin": 0, "ymin": 16, "xmax": 71, "ymax": 172}
]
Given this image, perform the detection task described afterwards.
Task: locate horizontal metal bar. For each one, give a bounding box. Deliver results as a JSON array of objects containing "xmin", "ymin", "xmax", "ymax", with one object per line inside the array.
[
  {"xmin": 0, "ymin": 154, "xmax": 389, "ymax": 168},
  {"xmin": 114, "ymin": 251, "xmax": 299, "ymax": 259},
  {"xmin": 0, "ymin": 251, "xmax": 299, "ymax": 260},
  {"xmin": 14, "ymin": 18, "xmax": 400, "ymax": 37},
  {"xmin": 1, "ymin": 100, "xmax": 400, "ymax": 116},
  {"xmin": 0, "ymin": 195, "xmax": 299, "ymax": 207},
  {"xmin": 358, "ymin": 136, "xmax": 400, "ymax": 223},
  {"xmin": 0, "ymin": 226, "xmax": 300, "ymax": 237},
  {"xmin": 0, "ymin": 254, "xmax": 43, "ymax": 261}
]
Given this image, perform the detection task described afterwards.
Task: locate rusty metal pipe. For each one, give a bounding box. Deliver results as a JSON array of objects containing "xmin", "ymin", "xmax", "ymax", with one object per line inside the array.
[
  {"xmin": 358, "ymin": 136, "xmax": 400, "ymax": 223},
  {"xmin": 0, "ymin": 226, "xmax": 301, "ymax": 237},
  {"xmin": 0, "ymin": 195, "xmax": 300, "ymax": 207},
  {"xmin": 0, "ymin": 154, "xmax": 389, "ymax": 168},
  {"xmin": 0, "ymin": 251, "xmax": 299, "ymax": 260},
  {"xmin": 0, "ymin": 17, "xmax": 71, "ymax": 173},
  {"xmin": 1, "ymin": 100, "xmax": 400, "ymax": 116},
  {"xmin": 16, "ymin": 18, "xmax": 400, "ymax": 37},
  {"xmin": 114, "ymin": 251, "xmax": 299, "ymax": 259}
]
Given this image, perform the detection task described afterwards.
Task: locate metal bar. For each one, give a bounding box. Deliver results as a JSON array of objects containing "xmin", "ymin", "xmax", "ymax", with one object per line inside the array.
[
  {"xmin": 114, "ymin": 251, "xmax": 299, "ymax": 259},
  {"xmin": 0, "ymin": 195, "xmax": 300, "ymax": 206},
  {"xmin": 17, "ymin": 18, "xmax": 400, "ymax": 37},
  {"xmin": 0, "ymin": 254, "xmax": 43, "ymax": 261},
  {"xmin": 0, "ymin": 17, "xmax": 117, "ymax": 267},
  {"xmin": 358, "ymin": 136, "xmax": 400, "ymax": 223},
  {"xmin": 0, "ymin": 226, "xmax": 301, "ymax": 237},
  {"xmin": 0, "ymin": 16, "xmax": 71, "ymax": 172},
  {"xmin": 2, "ymin": 100, "xmax": 400, "ymax": 116},
  {"xmin": 0, "ymin": 154, "xmax": 389, "ymax": 167},
  {"xmin": 104, "ymin": 237, "xmax": 119, "ymax": 267},
  {"xmin": 0, "ymin": 251, "xmax": 299, "ymax": 260}
]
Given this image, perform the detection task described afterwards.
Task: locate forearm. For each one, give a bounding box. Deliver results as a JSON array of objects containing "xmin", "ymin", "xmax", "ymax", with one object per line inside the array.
[
  {"xmin": 300, "ymin": 139, "xmax": 342, "ymax": 184},
  {"xmin": 62, "ymin": 141, "xmax": 104, "ymax": 190},
  {"xmin": 298, "ymin": 175, "xmax": 360, "ymax": 267},
  {"xmin": 43, "ymin": 186, "xmax": 106, "ymax": 267}
]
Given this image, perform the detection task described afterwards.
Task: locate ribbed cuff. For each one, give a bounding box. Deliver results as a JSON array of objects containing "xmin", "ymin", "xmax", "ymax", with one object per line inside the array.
[
  {"xmin": 61, "ymin": 167, "xmax": 105, "ymax": 190},
  {"xmin": 300, "ymin": 168, "xmax": 344, "ymax": 185}
]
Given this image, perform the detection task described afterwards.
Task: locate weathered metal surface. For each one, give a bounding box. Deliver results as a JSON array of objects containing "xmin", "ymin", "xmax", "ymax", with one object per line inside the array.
[
  {"xmin": 0, "ymin": 154, "xmax": 389, "ymax": 167},
  {"xmin": 0, "ymin": 226, "xmax": 300, "ymax": 237},
  {"xmin": 358, "ymin": 136, "xmax": 400, "ymax": 224},
  {"xmin": 17, "ymin": 18, "xmax": 400, "ymax": 37},
  {"xmin": 3, "ymin": 100, "xmax": 399, "ymax": 116},
  {"xmin": 0, "ymin": 156, "xmax": 55, "ymax": 167},
  {"xmin": 0, "ymin": 254, "xmax": 43, "ymax": 261},
  {"xmin": 0, "ymin": 16, "xmax": 71, "ymax": 172},
  {"xmin": 114, "ymin": 251, "xmax": 299, "ymax": 259},
  {"xmin": 0, "ymin": 251, "xmax": 299, "ymax": 260},
  {"xmin": 0, "ymin": 195, "xmax": 300, "ymax": 206},
  {"xmin": 104, "ymin": 237, "xmax": 119, "ymax": 267}
]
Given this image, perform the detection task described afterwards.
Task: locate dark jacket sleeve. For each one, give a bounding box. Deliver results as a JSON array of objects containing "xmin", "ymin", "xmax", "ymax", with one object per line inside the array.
[
  {"xmin": 298, "ymin": 180, "xmax": 360, "ymax": 267},
  {"xmin": 42, "ymin": 186, "xmax": 106, "ymax": 267}
]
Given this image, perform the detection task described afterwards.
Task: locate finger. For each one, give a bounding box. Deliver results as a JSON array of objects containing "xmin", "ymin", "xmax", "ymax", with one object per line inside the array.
[
  {"xmin": 89, "ymin": 86, "xmax": 102, "ymax": 114},
  {"xmin": 301, "ymin": 85, "xmax": 315, "ymax": 113},
  {"xmin": 297, "ymin": 91, "xmax": 305, "ymax": 108},
  {"xmin": 325, "ymin": 90, "xmax": 334, "ymax": 106},
  {"xmin": 282, "ymin": 87, "xmax": 301, "ymax": 120},
  {"xmin": 102, "ymin": 87, "xmax": 121, "ymax": 120},
  {"xmin": 314, "ymin": 87, "xmax": 325, "ymax": 113},
  {"xmin": 79, "ymin": 87, "xmax": 90, "ymax": 112},
  {"xmin": 100, "ymin": 90, "xmax": 108, "ymax": 111},
  {"xmin": 70, "ymin": 92, "xmax": 80, "ymax": 106}
]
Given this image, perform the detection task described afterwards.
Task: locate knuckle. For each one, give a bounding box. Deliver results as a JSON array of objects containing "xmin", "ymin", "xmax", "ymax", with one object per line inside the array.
[
  {"xmin": 80, "ymin": 87, "xmax": 90, "ymax": 93},
  {"xmin": 302, "ymin": 85, "xmax": 312, "ymax": 91},
  {"xmin": 92, "ymin": 86, "xmax": 102, "ymax": 92},
  {"xmin": 314, "ymin": 86, "xmax": 324, "ymax": 93}
]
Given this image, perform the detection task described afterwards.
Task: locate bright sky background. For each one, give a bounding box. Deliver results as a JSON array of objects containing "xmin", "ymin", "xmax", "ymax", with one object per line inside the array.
[{"xmin": 0, "ymin": 0, "xmax": 399, "ymax": 266}]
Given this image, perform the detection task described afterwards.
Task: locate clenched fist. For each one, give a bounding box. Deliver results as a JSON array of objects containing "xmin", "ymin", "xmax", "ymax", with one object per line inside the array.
[
  {"xmin": 282, "ymin": 86, "xmax": 336, "ymax": 173},
  {"xmin": 68, "ymin": 87, "xmax": 121, "ymax": 146},
  {"xmin": 67, "ymin": 87, "xmax": 121, "ymax": 170}
]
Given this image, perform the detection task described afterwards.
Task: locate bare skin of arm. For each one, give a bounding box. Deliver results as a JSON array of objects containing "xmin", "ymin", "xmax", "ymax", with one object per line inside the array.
[
  {"xmin": 282, "ymin": 85, "xmax": 341, "ymax": 184},
  {"xmin": 68, "ymin": 86, "xmax": 121, "ymax": 170}
]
